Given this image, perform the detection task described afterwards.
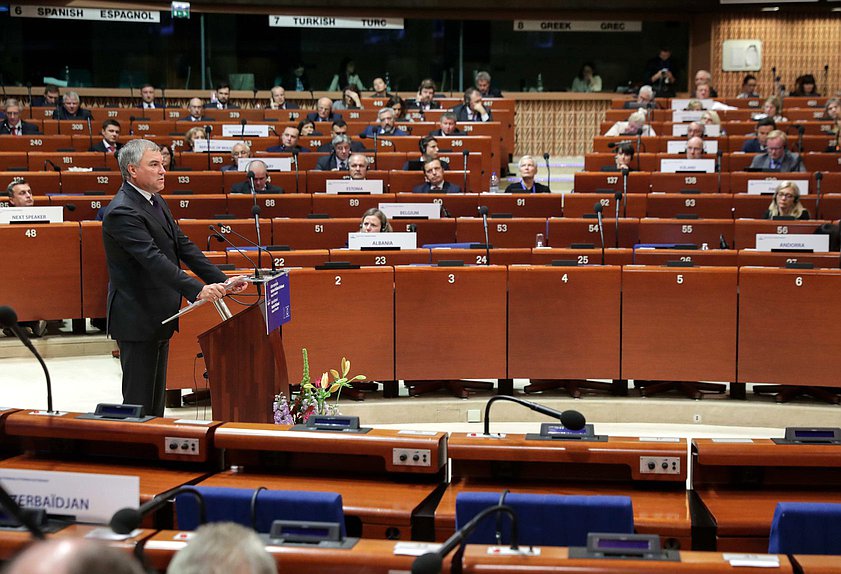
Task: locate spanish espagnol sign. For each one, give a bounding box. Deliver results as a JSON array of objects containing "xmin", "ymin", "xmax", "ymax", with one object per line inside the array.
[{"xmin": 11, "ymin": 5, "xmax": 160, "ymax": 23}]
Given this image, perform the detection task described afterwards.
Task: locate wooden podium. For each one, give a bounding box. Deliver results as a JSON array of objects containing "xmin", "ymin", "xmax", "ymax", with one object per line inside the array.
[{"xmin": 198, "ymin": 304, "xmax": 289, "ymax": 423}]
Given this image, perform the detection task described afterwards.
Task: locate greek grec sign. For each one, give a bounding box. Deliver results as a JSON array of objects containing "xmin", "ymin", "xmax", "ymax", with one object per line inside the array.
[
  {"xmin": 514, "ymin": 20, "xmax": 641, "ymax": 32},
  {"xmin": 11, "ymin": 5, "xmax": 160, "ymax": 22},
  {"xmin": 270, "ymin": 15, "xmax": 403, "ymax": 29}
]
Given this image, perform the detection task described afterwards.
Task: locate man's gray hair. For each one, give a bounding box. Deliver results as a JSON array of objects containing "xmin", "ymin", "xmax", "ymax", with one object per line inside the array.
[
  {"xmin": 245, "ymin": 159, "xmax": 267, "ymax": 172},
  {"xmin": 4, "ymin": 98, "xmax": 20, "ymax": 110},
  {"xmin": 475, "ymin": 71, "xmax": 491, "ymax": 83},
  {"xmin": 118, "ymin": 139, "xmax": 160, "ymax": 180},
  {"xmin": 638, "ymin": 85, "xmax": 654, "ymax": 99},
  {"xmin": 64, "ymin": 91, "xmax": 80, "ymax": 102},
  {"xmin": 332, "ymin": 134, "xmax": 351, "ymax": 146},
  {"xmin": 166, "ymin": 522, "xmax": 277, "ymax": 574},
  {"xmin": 377, "ymin": 106, "xmax": 394, "ymax": 119}
]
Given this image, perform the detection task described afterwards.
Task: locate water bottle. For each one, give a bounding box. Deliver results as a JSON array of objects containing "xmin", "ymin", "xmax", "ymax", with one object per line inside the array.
[
  {"xmin": 489, "ymin": 172, "xmax": 499, "ymax": 194},
  {"xmin": 536, "ymin": 73, "xmax": 544, "ymax": 93}
]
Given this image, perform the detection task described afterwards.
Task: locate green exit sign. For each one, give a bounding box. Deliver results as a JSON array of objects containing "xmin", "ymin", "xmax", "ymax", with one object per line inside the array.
[{"xmin": 171, "ymin": 1, "xmax": 190, "ymax": 19}]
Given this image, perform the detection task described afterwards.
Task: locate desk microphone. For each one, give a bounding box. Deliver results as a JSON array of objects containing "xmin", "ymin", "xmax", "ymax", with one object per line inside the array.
[
  {"xmin": 161, "ymin": 84, "xmax": 167, "ymax": 110},
  {"xmin": 483, "ymin": 395, "xmax": 585, "ymax": 436},
  {"xmin": 211, "ymin": 223, "xmax": 279, "ymax": 272},
  {"xmin": 478, "ymin": 205, "xmax": 491, "ymax": 265},
  {"xmin": 463, "ymin": 150, "xmax": 469, "ymax": 193},
  {"xmin": 86, "ymin": 116, "xmax": 93, "ymax": 152},
  {"xmin": 621, "ymin": 167, "xmax": 629, "ymax": 218},
  {"xmin": 43, "ymin": 160, "xmax": 63, "ymax": 193},
  {"xmin": 0, "ymin": 483, "xmax": 45, "ymax": 539},
  {"xmin": 204, "ymin": 125, "xmax": 213, "ymax": 170},
  {"xmin": 0, "ymin": 306, "xmax": 54, "ymax": 414},
  {"xmin": 292, "ymin": 149, "xmax": 300, "ymax": 194},
  {"xmin": 246, "ymin": 169, "xmax": 264, "ymax": 270},
  {"xmin": 613, "ymin": 191, "xmax": 622, "ymax": 248},
  {"xmin": 815, "ymin": 171, "xmax": 823, "ymax": 219},
  {"xmin": 206, "ymin": 232, "xmax": 226, "ymax": 251},
  {"xmin": 240, "ymin": 118, "xmax": 247, "ymax": 138},
  {"xmin": 208, "ymin": 224, "xmax": 262, "ymax": 278},
  {"xmin": 26, "ymin": 82, "xmax": 33, "ymax": 120},
  {"xmin": 594, "ymin": 202, "xmax": 605, "ymax": 265},
  {"xmin": 129, "ymin": 115, "xmax": 135, "ymax": 136},
  {"xmin": 412, "ymin": 504, "xmax": 519, "ymax": 574},
  {"xmin": 543, "ymin": 152, "xmax": 551, "ymax": 192},
  {"xmin": 110, "ymin": 486, "xmax": 206, "ymax": 535}
]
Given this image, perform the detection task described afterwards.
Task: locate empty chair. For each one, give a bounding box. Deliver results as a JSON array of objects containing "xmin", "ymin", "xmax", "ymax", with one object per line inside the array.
[
  {"xmin": 455, "ymin": 491, "xmax": 633, "ymax": 547},
  {"xmin": 768, "ymin": 502, "xmax": 841, "ymax": 555}
]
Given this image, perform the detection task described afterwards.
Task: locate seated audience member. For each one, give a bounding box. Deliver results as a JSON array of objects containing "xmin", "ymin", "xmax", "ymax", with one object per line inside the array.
[
  {"xmin": 737, "ymin": 74, "xmax": 760, "ymax": 98},
  {"xmin": 686, "ymin": 136, "xmax": 705, "ymax": 159},
  {"xmin": 31, "ymin": 84, "xmax": 60, "ymax": 107},
  {"xmin": 684, "ymin": 99, "xmax": 704, "ymax": 111},
  {"xmin": 316, "ymin": 120, "xmax": 365, "ymax": 152},
  {"xmin": 700, "ymin": 109, "xmax": 721, "ymax": 127},
  {"xmin": 749, "ymin": 130, "xmax": 806, "ymax": 172},
  {"xmin": 388, "ymin": 95, "xmax": 413, "ymax": 122},
  {"xmin": 407, "ymin": 78, "xmax": 441, "ymax": 111},
  {"xmin": 402, "ymin": 135, "xmax": 445, "ymax": 170},
  {"xmin": 182, "ymin": 97, "xmax": 212, "ymax": 122},
  {"xmin": 221, "ymin": 142, "xmax": 250, "ymax": 172},
  {"xmin": 184, "ymin": 126, "xmax": 206, "ymax": 151},
  {"xmin": 823, "ymin": 97, "xmax": 840, "ymax": 121},
  {"xmin": 757, "ymin": 96, "xmax": 788, "ymax": 122},
  {"xmin": 348, "ymin": 153, "xmax": 369, "ymax": 180},
  {"xmin": 686, "ymin": 121, "xmax": 705, "ymax": 139},
  {"xmin": 205, "ymin": 83, "xmax": 239, "ymax": 110},
  {"xmin": 412, "ymin": 158, "xmax": 461, "ymax": 193},
  {"xmin": 571, "ymin": 63, "xmax": 602, "ymax": 93},
  {"xmin": 742, "ymin": 117, "xmax": 776, "ymax": 153},
  {"xmin": 623, "ymin": 85, "xmax": 656, "ymax": 110},
  {"xmin": 604, "ymin": 111, "xmax": 655, "ymax": 136},
  {"xmin": 297, "ymin": 119, "xmax": 319, "ymax": 136},
  {"xmin": 287, "ymin": 63, "xmax": 310, "ymax": 92},
  {"xmin": 791, "ymin": 74, "xmax": 820, "ymax": 97},
  {"xmin": 229, "ymin": 160, "xmax": 284, "ymax": 194},
  {"xmin": 764, "ymin": 181, "xmax": 809, "ymax": 220},
  {"xmin": 0, "ymin": 98, "xmax": 41, "ymax": 135},
  {"xmin": 166, "ymin": 522, "xmax": 276, "ymax": 574},
  {"xmin": 370, "ymin": 76, "xmax": 391, "ymax": 98},
  {"xmin": 505, "ymin": 155, "xmax": 549, "ymax": 193},
  {"xmin": 826, "ymin": 115, "xmax": 841, "ymax": 152},
  {"xmin": 429, "ymin": 111, "xmax": 462, "ymax": 137},
  {"xmin": 5, "ymin": 538, "xmax": 145, "ymax": 574},
  {"xmin": 316, "ymin": 135, "xmax": 353, "ymax": 171},
  {"xmin": 360, "ymin": 207, "xmax": 393, "ymax": 233},
  {"xmin": 694, "ymin": 83, "xmax": 713, "ymax": 100},
  {"xmin": 159, "ymin": 144, "xmax": 176, "ymax": 170},
  {"xmin": 89, "ymin": 119, "xmax": 122, "ymax": 154},
  {"xmin": 138, "ymin": 84, "xmax": 161, "ymax": 109},
  {"xmin": 268, "ymin": 85, "xmax": 299, "ymax": 110},
  {"xmin": 452, "ymin": 88, "xmax": 492, "ymax": 122},
  {"xmin": 54, "ymin": 91, "xmax": 93, "ymax": 121},
  {"xmin": 606, "ymin": 142, "xmax": 635, "ymax": 171},
  {"xmin": 475, "ymin": 70, "xmax": 503, "ymax": 98},
  {"xmin": 333, "ymin": 86, "xmax": 363, "ymax": 110},
  {"xmin": 266, "ymin": 125, "xmax": 309, "ymax": 153},
  {"xmin": 694, "ymin": 69, "xmax": 718, "ymax": 97},
  {"xmin": 359, "ymin": 107, "xmax": 408, "ymax": 137},
  {"xmin": 328, "ymin": 58, "xmax": 366, "ymax": 92},
  {"xmin": 306, "ymin": 97, "xmax": 342, "ymax": 123}
]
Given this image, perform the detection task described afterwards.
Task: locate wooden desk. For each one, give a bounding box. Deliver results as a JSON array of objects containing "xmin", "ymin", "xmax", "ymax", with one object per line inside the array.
[
  {"xmin": 164, "ymin": 172, "xmax": 224, "ymax": 195},
  {"xmin": 455, "ymin": 217, "xmax": 547, "ymax": 248},
  {"xmin": 221, "ymin": 171, "xmax": 308, "ymax": 195},
  {"xmin": 572, "ymin": 172, "xmax": 651, "ymax": 194},
  {"xmin": 480, "ymin": 194, "xmax": 563, "ymax": 218},
  {"xmin": 529, "ymin": 248, "xmax": 634, "ymax": 266},
  {"xmin": 632, "ymin": 249, "xmax": 738, "ymax": 267},
  {"xmin": 547, "ymin": 218, "xmax": 640, "ymax": 249},
  {"xmin": 795, "ymin": 555, "xmax": 841, "ymax": 573},
  {"xmin": 692, "ymin": 438, "xmax": 841, "ymax": 552},
  {"xmin": 328, "ymin": 249, "xmax": 430, "ymax": 267},
  {"xmin": 271, "ymin": 218, "xmax": 359, "ymax": 249},
  {"xmin": 395, "ymin": 266, "xmax": 507, "ymax": 381},
  {"xmin": 226, "ymin": 249, "xmax": 329, "ymax": 269},
  {"xmin": 736, "ymin": 251, "xmax": 841, "ymax": 269},
  {"xmin": 428, "ymin": 248, "xmax": 531, "ymax": 266},
  {"xmin": 638, "ymin": 218, "xmax": 734, "ymax": 249},
  {"xmin": 177, "ymin": 218, "xmax": 270, "ymax": 248},
  {"xmin": 733, "ymin": 220, "xmax": 829, "ymax": 249},
  {"xmin": 227, "ymin": 193, "xmax": 313, "ymax": 219},
  {"xmin": 562, "ymin": 193, "xmax": 647, "ymax": 219},
  {"xmin": 312, "ymin": 193, "xmax": 396, "ymax": 218},
  {"xmin": 0, "ymin": 524, "xmax": 153, "ymax": 562},
  {"xmin": 395, "ymin": 192, "xmax": 480, "ymax": 218},
  {"xmin": 80, "ymin": 221, "xmax": 108, "ymax": 319},
  {"xmin": 649, "ymin": 173, "xmax": 728, "ymax": 194},
  {"xmin": 621, "ymin": 266, "xmax": 737, "ymax": 383},
  {"xmin": 508, "ymin": 265, "xmax": 621, "ymax": 379},
  {"xmin": 645, "ymin": 194, "xmax": 734, "ymax": 219}
]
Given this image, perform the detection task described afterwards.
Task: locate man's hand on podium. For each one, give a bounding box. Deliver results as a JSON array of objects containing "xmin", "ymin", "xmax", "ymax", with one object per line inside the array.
[
  {"xmin": 224, "ymin": 275, "xmax": 250, "ymax": 294},
  {"xmin": 197, "ymin": 283, "xmax": 228, "ymax": 302}
]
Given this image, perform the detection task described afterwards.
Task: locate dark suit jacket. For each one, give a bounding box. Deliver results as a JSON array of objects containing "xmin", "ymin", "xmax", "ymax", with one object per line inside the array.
[
  {"xmin": 102, "ymin": 183, "xmax": 227, "ymax": 342},
  {"xmin": 763, "ymin": 209, "xmax": 810, "ymax": 220},
  {"xmin": 0, "ymin": 121, "xmax": 41, "ymax": 135},
  {"xmin": 412, "ymin": 181, "xmax": 462, "ymax": 194},
  {"xmin": 181, "ymin": 115, "xmax": 213, "ymax": 122},
  {"xmin": 406, "ymin": 99, "xmax": 441, "ymax": 111},
  {"xmin": 316, "ymin": 154, "xmax": 346, "ymax": 171},
  {"xmin": 305, "ymin": 111, "xmax": 342, "ymax": 123},
  {"xmin": 742, "ymin": 138, "xmax": 763, "ymax": 153},
  {"xmin": 451, "ymin": 104, "xmax": 492, "ymax": 123},
  {"xmin": 265, "ymin": 144, "xmax": 309, "ymax": 153},
  {"xmin": 749, "ymin": 151, "xmax": 806, "ymax": 172},
  {"xmin": 358, "ymin": 126, "xmax": 408, "ymax": 138},
  {"xmin": 89, "ymin": 141, "xmax": 123, "ymax": 154},
  {"xmin": 138, "ymin": 100, "xmax": 165, "ymax": 109},
  {"xmin": 271, "ymin": 102, "xmax": 300, "ymax": 110},
  {"xmin": 204, "ymin": 102, "xmax": 241, "ymax": 109},
  {"xmin": 54, "ymin": 108, "xmax": 94, "ymax": 121},
  {"xmin": 505, "ymin": 181, "xmax": 550, "ymax": 194},
  {"xmin": 428, "ymin": 128, "xmax": 463, "ymax": 138},
  {"xmin": 31, "ymin": 96, "xmax": 56, "ymax": 108},
  {"xmin": 316, "ymin": 141, "xmax": 366, "ymax": 153},
  {"xmin": 230, "ymin": 182, "xmax": 285, "ymax": 194},
  {"xmin": 623, "ymin": 100, "xmax": 657, "ymax": 110},
  {"xmin": 479, "ymin": 87, "xmax": 503, "ymax": 98}
]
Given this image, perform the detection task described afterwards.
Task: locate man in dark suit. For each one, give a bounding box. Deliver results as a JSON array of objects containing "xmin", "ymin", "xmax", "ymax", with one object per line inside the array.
[
  {"xmin": 138, "ymin": 83, "xmax": 163, "ymax": 109},
  {"xmin": 622, "ymin": 85, "xmax": 657, "ymax": 110},
  {"xmin": 0, "ymin": 99, "xmax": 41, "ymax": 135},
  {"xmin": 182, "ymin": 98, "xmax": 213, "ymax": 122},
  {"xmin": 316, "ymin": 120, "xmax": 366, "ymax": 152},
  {"xmin": 412, "ymin": 158, "xmax": 461, "ymax": 193},
  {"xmin": 89, "ymin": 119, "xmax": 123, "ymax": 154},
  {"xmin": 229, "ymin": 160, "xmax": 285, "ymax": 194},
  {"xmin": 358, "ymin": 107, "xmax": 408, "ymax": 138},
  {"xmin": 475, "ymin": 71, "xmax": 503, "ymax": 98},
  {"xmin": 306, "ymin": 97, "xmax": 342, "ymax": 123},
  {"xmin": 742, "ymin": 117, "xmax": 776, "ymax": 153},
  {"xmin": 31, "ymin": 85, "xmax": 60, "ymax": 108},
  {"xmin": 428, "ymin": 112, "xmax": 462, "ymax": 138},
  {"xmin": 54, "ymin": 91, "xmax": 93, "ymax": 121},
  {"xmin": 316, "ymin": 135, "xmax": 353, "ymax": 171},
  {"xmin": 269, "ymin": 86, "xmax": 299, "ymax": 110},
  {"xmin": 266, "ymin": 126, "xmax": 309, "ymax": 153},
  {"xmin": 102, "ymin": 139, "xmax": 245, "ymax": 416},
  {"xmin": 749, "ymin": 130, "xmax": 806, "ymax": 172},
  {"xmin": 451, "ymin": 88, "xmax": 492, "ymax": 123},
  {"xmin": 204, "ymin": 83, "xmax": 240, "ymax": 110},
  {"xmin": 406, "ymin": 79, "xmax": 442, "ymax": 111}
]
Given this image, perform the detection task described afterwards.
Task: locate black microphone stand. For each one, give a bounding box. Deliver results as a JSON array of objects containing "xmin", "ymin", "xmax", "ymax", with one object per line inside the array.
[
  {"xmin": 87, "ymin": 116, "xmax": 93, "ymax": 151},
  {"xmin": 293, "ymin": 150, "xmax": 300, "ymax": 194},
  {"xmin": 595, "ymin": 202, "xmax": 605, "ymax": 265},
  {"xmin": 129, "ymin": 115, "xmax": 135, "ymax": 136},
  {"xmin": 462, "ymin": 150, "xmax": 469, "ymax": 192},
  {"xmin": 613, "ymin": 191, "xmax": 621, "ymax": 248},
  {"xmin": 543, "ymin": 152, "xmax": 551, "ymax": 192},
  {"xmin": 247, "ymin": 171, "xmax": 264, "ymax": 273},
  {"xmin": 478, "ymin": 206, "xmax": 490, "ymax": 265},
  {"xmin": 815, "ymin": 171, "xmax": 823, "ymax": 219},
  {"xmin": 240, "ymin": 118, "xmax": 247, "ymax": 138},
  {"xmin": 204, "ymin": 125, "xmax": 213, "ymax": 170},
  {"xmin": 621, "ymin": 167, "xmax": 629, "ymax": 218},
  {"xmin": 0, "ymin": 484, "xmax": 45, "ymax": 539}
]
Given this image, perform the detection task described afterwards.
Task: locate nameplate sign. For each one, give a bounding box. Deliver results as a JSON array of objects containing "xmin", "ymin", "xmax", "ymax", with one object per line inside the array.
[
  {"xmin": 326, "ymin": 179, "xmax": 383, "ymax": 194},
  {"xmin": 237, "ymin": 157, "xmax": 292, "ymax": 172},
  {"xmin": 671, "ymin": 98, "xmax": 715, "ymax": 110},
  {"xmin": 666, "ymin": 140, "xmax": 719, "ymax": 154},
  {"xmin": 11, "ymin": 5, "xmax": 160, "ymax": 23},
  {"xmin": 348, "ymin": 232, "xmax": 417, "ymax": 250},
  {"xmin": 222, "ymin": 124, "xmax": 270, "ymax": 138},
  {"xmin": 0, "ymin": 206, "xmax": 64, "ymax": 224},
  {"xmin": 747, "ymin": 179, "xmax": 810, "ymax": 195},
  {"xmin": 513, "ymin": 20, "xmax": 642, "ymax": 32},
  {"xmin": 269, "ymin": 15, "xmax": 404, "ymax": 29},
  {"xmin": 756, "ymin": 234, "xmax": 829, "ymax": 252},
  {"xmin": 378, "ymin": 202, "xmax": 441, "ymax": 220},
  {"xmin": 0, "ymin": 468, "xmax": 139, "ymax": 524},
  {"xmin": 262, "ymin": 272, "xmax": 291, "ymax": 335},
  {"xmin": 660, "ymin": 159, "xmax": 715, "ymax": 173},
  {"xmin": 671, "ymin": 124, "xmax": 721, "ymax": 137},
  {"xmin": 192, "ymin": 139, "xmax": 243, "ymax": 153},
  {"xmin": 671, "ymin": 111, "xmax": 703, "ymax": 123}
]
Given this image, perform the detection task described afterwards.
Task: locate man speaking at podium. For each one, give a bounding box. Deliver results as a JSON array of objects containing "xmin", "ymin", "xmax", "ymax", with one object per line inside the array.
[{"xmin": 102, "ymin": 139, "xmax": 246, "ymax": 416}]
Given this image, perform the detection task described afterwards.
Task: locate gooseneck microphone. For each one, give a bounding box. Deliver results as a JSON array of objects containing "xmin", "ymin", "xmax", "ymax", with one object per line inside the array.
[
  {"xmin": 0, "ymin": 306, "xmax": 53, "ymax": 413},
  {"xmin": 613, "ymin": 191, "xmax": 622, "ymax": 248},
  {"xmin": 204, "ymin": 125, "xmax": 213, "ymax": 170},
  {"xmin": 543, "ymin": 152, "xmax": 551, "ymax": 192},
  {"xmin": 594, "ymin": 202, "xmax": 605, "ymax": 265},
  {"xmin": 412, "ymin": 504, "xmax": 519, "ymax": 574},
  {"xmin": 620, "ymin": 168, "xmax": 629, "ymax": 218},
  {"xmin": 478, "ymin": 205, "xmax": 491, "ymax": 265},
  {"xmin": 246, "ymin": 170, "xmax": 264, "ymax": 272},
  {"xmin": 86, "ymin": 116, "xmax": 93, "ymax": 151},
  {"xmin": 292, "ymin": 150, "xmax": 300, "ymax": 194},
  {"xmin": 213, "ymin": 222, "xmax": 279, "ymax": 273},
  {"xmin": 208, "ymin": 224, "xmax": 262, "ymax": 280},
  {"xmin": 240, "ymin": 118, "xmax": 247, "ymax": 138},
  {"xmin": 110, "ymin": 486, "xmax": 206, "ymax": 535},
  {"xmin": 0, "ymin": 484, "xmax": 45, "ymax": 539},
  {"xmin": 607, "ymin": 139, "xmax": 633, "ymax": 149},
  {"xmin": 482, "ymin": 395, "xmax": 586, "ymax": 436},
  {"xmin": 462, "ymin": 150, "xmax": 469, "ymax": 193},
  {"xmin": 26, "ymin": 82, "xmax": 33, "ymax": 120},
  {"xmin": 815, "ymin": 171, "xmax": 823, "ymax": 219}
]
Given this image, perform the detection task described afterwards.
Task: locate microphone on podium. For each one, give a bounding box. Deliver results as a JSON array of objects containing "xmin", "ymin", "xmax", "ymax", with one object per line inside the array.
[
  {"xmin": 208, "ymin": 224, "xmax": 262, "ymax": 278},
  {"xmin": 0, "ymin": 306, "xmax": 54, "ymax": 414}
]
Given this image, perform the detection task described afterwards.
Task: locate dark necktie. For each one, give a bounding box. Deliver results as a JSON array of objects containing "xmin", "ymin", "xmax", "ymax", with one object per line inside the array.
[
  {"xmin": 339, "ymin": 161, "xmax": 348, "ymax": 170},
  {"xmin": 150, "ymin": 195, "xmax": 169, "ymax": 228}
]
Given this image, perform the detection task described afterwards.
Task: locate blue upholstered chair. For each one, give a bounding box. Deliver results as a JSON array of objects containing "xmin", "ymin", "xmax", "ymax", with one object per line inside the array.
[
  {"xmin": 768, "ymin": 502, "xmax": 841, "ymax": 555},
  {"xmin": 455, "ymin": 491, "xmax": 634, "ymax": 547},
  {"xmin": 176, "ymin": 486, "xmax": 345, "ymax": 535}
]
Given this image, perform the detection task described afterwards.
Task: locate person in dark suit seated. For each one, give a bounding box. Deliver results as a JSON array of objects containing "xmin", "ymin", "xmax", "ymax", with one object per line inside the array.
[
  {"xmin": 475, "ymin": 70, "xmax": 503, "ymax": 98},
  {"xmin": 685, "ymin": 136, "xmax": 704, "ymax": 160},
  {"xmin": 623, "ymin": 85, "xmax": 656, "ymax": 110},
  {"xmin": 220, "ymin": 142, "xmax": 250, "ymax": 172},
  {"xmin": 412, "ymin": 158, "xmax": 461, "ymax": 193},
  {"xmin": 428, "ymin": 112, "xmax": 462, "ymax": 137},
  {"xmin": 316, "ymin": 120, "xmax": 366, "ymax": 152},
  {"xmin": 89, "ymin": 119, "xmax": 123, "ymax": 154},
  {"xmin": 54, "ymin": 91, "xmax": 93, "ymax": 121},
  {"xmin": 204, "ymin": 82, "xmax": 239, "ymax": 110},
  {"xmin": 359, "ymin": 107, "xmax": 408, "ymax": 138},
  {"xmin": 182, "ymin": 98, "xmax": 213, "ymax": 122},
  {"xmin": 348, "ymin": 153, "xmax": 370, "ymax": 180},
  {"xmin": 360, "ymin": 207, "xmax": 393, "ymax": 233},
  {"xmin": 229, "ymin": 160, "xmax": 285, "ymax": 194},
  {"xmin": 370, "ymin": 77, "xmax": 392, "ymax": 99},
  {"xmin": 406, "ymin": 78, "xmax": 441, "ymax": 111},
  {"xmin": 749, "ymin": 130, "xmax": 806, "ymax": 172},
  {"xmin": 0, "ymin": 99, "xmax": 41, "ymax": 135},
  {"xmin": 315, "ymin": 135, "xmax": 353, "ymax": 171},
  {"xmin": 268, "ymin": 85, "xmax": 299, "ymax": 110},
  {"xmin": 30, "ymin": 84, "xmax": 60, "ymax": 108},
  {"xmin": 737, "ymin": 74, "xmax": 760, "ymax": 99},
  {"xmin": 6, "ymin": 178, "xmax": 34, "ymax": 207},
  {"xmin": 306, "ymin": 97, "xmax": 342, "ymax": 123},
  {"xmin": 266, "ymin": 126, "xmax": 309, "ymax": 153},
  {"xmin": 505, "ymin": 155, "xmax": 549, "ymax": 193},
  {"xmin": 138, "ymin": 84, "xmax": 163, "ymax": 109},
  {"xmin": 742, "ymin": 117, "xmax": 776, "ymax": 153},
  {"xmin": 603, "ymin": 142, "xmax": 635, "ymax": 172},
  {"xmin": 402, "ymin": 135, "xmax": 447, "ymax": 170},
  {"xmin": 764, "ymin": 181, "xmax": 810, "ymax": 220},
  {"xmin": 451, "ymin": 88, "xmax": 492, "ymax": 122}
]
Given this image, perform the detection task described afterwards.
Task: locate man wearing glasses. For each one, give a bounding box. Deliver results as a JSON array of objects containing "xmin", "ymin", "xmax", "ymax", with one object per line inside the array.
[{"xmin": 749, "ymin": 130, "xmax": 806, "ymax": 172}]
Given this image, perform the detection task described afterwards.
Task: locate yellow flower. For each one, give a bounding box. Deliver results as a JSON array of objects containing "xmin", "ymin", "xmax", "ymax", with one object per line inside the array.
[{"xmin": 319, "ymin": 372, "xmax": 330, "ymax": 389}]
